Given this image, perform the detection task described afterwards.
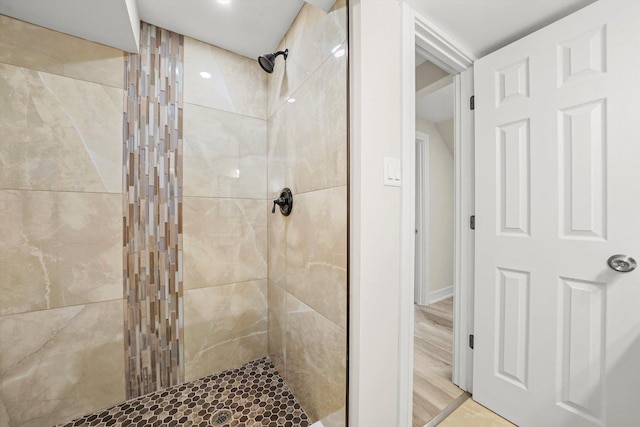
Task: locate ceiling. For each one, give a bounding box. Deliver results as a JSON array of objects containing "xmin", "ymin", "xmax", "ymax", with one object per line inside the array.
[
  {"xmin": 135, "ymin": 0, "xmax": 306, "ymax": 59},
  {"xmin": 417, "ymin": 83, "xmax": 454, "ymax": 123},
  {"xmin": 406, "ymin": 0, "xmax": 598, "ymax": 58},
  {"xmin": 0, "ymin": 0, "xmax": 597, "ymax": 59},
  {"xmin": 0, "ymin": 0, "xmax": 332, "ymax": 58}
]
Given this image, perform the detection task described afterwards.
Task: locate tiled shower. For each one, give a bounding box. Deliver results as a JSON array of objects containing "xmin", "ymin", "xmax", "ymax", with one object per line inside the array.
[{"xmin": 0, "ymin": 1, "xmax": 346, "ymax": 426}]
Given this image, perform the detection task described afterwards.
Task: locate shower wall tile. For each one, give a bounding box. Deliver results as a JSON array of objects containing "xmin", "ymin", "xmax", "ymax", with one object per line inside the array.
[
  {"xmin": 0, "ymin": 63, "xmax": 123, "ymax": 193},
  {"xmin": 181, "ymin": 29, "xmax": 269, "ymax": 381},
  {"xmin": 123, "ymin": 23, "xmax": 184, "ymax": 398},
  {"xmin": 267, "ymin": 105, "xmax": 286, "ymax": 200},
  {"xmin": 266, "ymin": 1, "xmax": 348, "ymax": 423},
  {"xmin": 0, "ymin": 383, "xmax": 7, "ymax": 427},
  {"xmin": 267, "ymin": 0, "xmax": 347, "ymax": 117},
  {"xmin": 0, "ymin": 299, "xmax": 125, "ymax": 427},
  {"xmin": 266, "ymin": 38, "xmax": 289, "ymax": 119},
  {"xmin": 268, "ymin": 280, "xmax": 286, "ymax": 376},
  {"xmin": 183, "ymin": 103, "xmax": 267, "ymax": 199},
  {"xmin": 267, "ymin": 201, "xmax": 287, "ymax": 290},
  {"xmin": 0, "ymin": 190, "xmax": 122, "ymax": 316},
  {"xmin": 184, "ymin": 280, "xmax": 268, "ymax": 381},
  {"xmin": 286, "ymin": 53, "xmax": 347, "ymax": 194},
  {"xmin": 0, "ymin": 15, "xmax": 124, "ymax": 88},
  {"xmin": 286, "ymin": 294, "xmax": 346, "ymax": 423},
  {"xmin": 286, "ymin": 186, "xmax": 347, "ymax": 329},
  {"xmin": 183, "ymin": 197, "xmax": 267, "ymax": 289},
  {"xmin": 184, "ymin": 37, "xmax": 266, "ymax": 120},
  {"xmin": 266, "ymin": 106, "xmax": 287, "ymax": 288}
]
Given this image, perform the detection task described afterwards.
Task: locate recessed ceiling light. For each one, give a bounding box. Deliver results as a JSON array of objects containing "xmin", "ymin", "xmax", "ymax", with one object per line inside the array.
[
  {"xmin": 217, "ymin": 0, "xmax": 231, "ymax": 4},
  {"xmin": 287, "ymin": 97, "xmax": 296, "ymax": 103},
  {"xmin": 200, "ymin": 71, "xmax": 212, "ymax": 79}
]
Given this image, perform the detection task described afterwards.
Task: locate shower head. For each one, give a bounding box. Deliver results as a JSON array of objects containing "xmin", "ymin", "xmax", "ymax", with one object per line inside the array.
[{"xmin": 258, "ymin": 49, "xmax": 288, "ymax": 73}]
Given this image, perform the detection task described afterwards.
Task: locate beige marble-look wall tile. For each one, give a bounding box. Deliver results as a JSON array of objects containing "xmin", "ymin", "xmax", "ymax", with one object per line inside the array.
[
  {"xmin": 268, "ymin": 280, "xmax": 286, "ymax": 376},
  {"xmin": 266, "ymin": 38, "xmax": 289, "ymax": 119},
  {"xmin": 267, "ymin": 0, "xmax": 347, "ymax": 116},
  {"xmin": 183, "ymin": 103, "xmax": 267, "ymax": 199},
  {"xmin": 267, "ymin": 105, "xmax": 287, "ymax": 289},
  {"xmin": 0, "ymin": 190, "xmax": 122, "ymax": 316},
  {"xmin": 0, "ymin": 63, "xmax": 123, "ymax": 193},
  {"xmin": 0, "ymin": 381, "xmax": 8, "ymax": 427},
  {"xmin": 267, "ymin": 105, "xmax": 286, "ymax": 200},
  {"xmin": 286, "ymin": 186, "xmax": 347, "ymax": 328},
  {"xmin": 184, "ymin": 37, "xmax": 266, "ymax": 120},
  {"xmin": 286, "ymin": 293, "xmax": 346, "ymax": 422},
  {"xmin": 184, "ymin": 280, "xmax": 268, "ymax": 381},
  {"xmin": 285, "ymin": 53, "xmax": 347, "ymax": 194},
  {"xmin": 183, "ymin": 197, "xmax": 267, "ymax": 289},
  {"xmin": 0, "ymin": 299, "xmax": 125, "ymax": 427},
  {"xmin": 267, "ymin": 204, "xmax": 287, "ymax": 293},
  {"xmin": 0, "ymin": 15, "xmax": 124, "ymax": 88}
]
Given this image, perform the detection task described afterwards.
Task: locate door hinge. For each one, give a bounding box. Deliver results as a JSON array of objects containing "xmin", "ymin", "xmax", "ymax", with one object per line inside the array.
[
  {"xmin": 470, "ymin": 95, "xmax": 475, "ymax": 110},
  {"xmin": 469, "ymin": 334, "xmax": 474, "ymax": 349},
  {"xmin": 470, "ymin": 215, "xmax": 475, "ymax": 230}
]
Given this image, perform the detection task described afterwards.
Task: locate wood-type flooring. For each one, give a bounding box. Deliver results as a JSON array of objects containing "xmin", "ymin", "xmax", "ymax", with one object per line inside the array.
[{"xmin": 413, "ymin": 297, "xmax": 465, "ymax": 427}]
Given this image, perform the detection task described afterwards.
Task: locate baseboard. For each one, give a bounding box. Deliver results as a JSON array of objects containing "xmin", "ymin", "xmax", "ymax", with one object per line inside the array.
[{"xmin": 428, "ymin": 286, "xmax": 454, "ymax": 305}]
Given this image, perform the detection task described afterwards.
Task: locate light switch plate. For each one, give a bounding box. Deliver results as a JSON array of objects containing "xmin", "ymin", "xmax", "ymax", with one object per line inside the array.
[{"xmin": 384, "ymin": 157, "xmax": 401, "ymax": 187}]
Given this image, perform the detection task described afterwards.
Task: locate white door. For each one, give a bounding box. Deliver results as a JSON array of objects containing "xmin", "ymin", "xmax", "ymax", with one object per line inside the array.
[{"xmin": 473, "ymin": 1, "xmax": 640, "ymax": 426}]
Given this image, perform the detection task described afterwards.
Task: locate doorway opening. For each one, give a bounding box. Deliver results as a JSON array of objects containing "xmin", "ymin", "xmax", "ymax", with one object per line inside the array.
[
  {"xmin": 397, "ymin": 4, "xmax": 475, "ymax": 426},
  {"xmin": 412, "ymin": 57, "xmax": 464, "ymax": 427}
]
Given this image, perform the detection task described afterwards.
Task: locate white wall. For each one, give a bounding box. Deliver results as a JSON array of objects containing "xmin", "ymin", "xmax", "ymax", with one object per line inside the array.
[
  {"xmin": 436, "ymin": 118, "xmax": 454, "ymax": 155},
  {"xmin": 349, "ymin": 0, "xmax": 403, "ymax": 425},
  {"xmin": 416, "ymin": 118, "xmax": 454, "ymax": 296}
]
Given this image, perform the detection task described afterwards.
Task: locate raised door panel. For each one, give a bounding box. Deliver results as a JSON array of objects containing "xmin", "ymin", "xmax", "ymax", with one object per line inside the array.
[{"xmin": 474, "ymin": 2, "xmax": 640, "ymax": 426}]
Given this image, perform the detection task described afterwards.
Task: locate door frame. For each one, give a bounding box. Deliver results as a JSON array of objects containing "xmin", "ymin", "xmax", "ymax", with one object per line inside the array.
[
  {"xmin": 398, "ymin": 4, "xmax": 476, "ymax": 425},
  {"xmin": 414, "ymin": 132, "xmax": 430, "ymax": 306}
]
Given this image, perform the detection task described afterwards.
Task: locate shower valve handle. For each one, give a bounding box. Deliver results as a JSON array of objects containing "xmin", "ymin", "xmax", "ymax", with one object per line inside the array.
[
  {"xmin": 272, "ymin": 188, "xmax": 293, "ymax": 216},
  {"xmin": 272, "ymin": 197, "xmax": 286, "ymax": 213}
]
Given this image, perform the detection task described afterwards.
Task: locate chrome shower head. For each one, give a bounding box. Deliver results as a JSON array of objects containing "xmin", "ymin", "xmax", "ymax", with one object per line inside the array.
[{"xmin": 258, "ymin": 49, "xmax": 288, "ymax": 73}]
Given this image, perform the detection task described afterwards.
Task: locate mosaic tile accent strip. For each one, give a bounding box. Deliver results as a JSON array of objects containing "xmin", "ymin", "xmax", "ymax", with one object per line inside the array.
[
  {"xmin": 123, "ymin": 22, "xmax": 184, "ymax": 398},
  {"xmin": 55, "ymin": 358, "xmax": 310, "ymax": 427}
]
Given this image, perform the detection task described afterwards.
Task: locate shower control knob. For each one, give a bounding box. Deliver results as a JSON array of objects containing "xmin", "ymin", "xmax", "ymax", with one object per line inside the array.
[{"xmin": 272, "ymin": 188, "xmax": 293, "ymax": 216}]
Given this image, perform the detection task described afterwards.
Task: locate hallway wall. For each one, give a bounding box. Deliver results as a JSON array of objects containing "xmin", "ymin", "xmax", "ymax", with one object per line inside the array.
[{"xmin": 416, "ymin": 118, "xmax": 454, "ymax": 297}]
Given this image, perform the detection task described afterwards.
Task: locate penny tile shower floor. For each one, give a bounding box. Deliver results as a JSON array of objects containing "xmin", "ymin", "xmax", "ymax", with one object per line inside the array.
[{"xmin": 56, "ymin": 358, "xmax": 310, "ymax": 427}]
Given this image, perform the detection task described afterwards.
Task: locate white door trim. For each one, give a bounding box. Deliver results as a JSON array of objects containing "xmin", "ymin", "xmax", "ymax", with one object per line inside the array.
[
  {"xmin": 399, "ymin": 4, "xmax": 476, "ymax": 425},
  {"xmin": 453, "ymin": 66, "xmax": 475, "ymax": 392},
  {"xmin": 414, "ymin": 132, "xmax": 430, "ymax": 306}
]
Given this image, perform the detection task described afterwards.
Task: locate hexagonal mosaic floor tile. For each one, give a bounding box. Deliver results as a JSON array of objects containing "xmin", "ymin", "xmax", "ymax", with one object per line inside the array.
[{"xmin": 56, "ymin": 358, "xmax": 310, "ymax": 427}]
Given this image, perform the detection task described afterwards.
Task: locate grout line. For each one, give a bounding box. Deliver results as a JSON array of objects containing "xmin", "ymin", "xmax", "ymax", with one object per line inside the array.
[
  {"xmin": 0, "ymin": 188, "xmax": 121, "ymax": 196},
  {"xmin": 183, "ymin": 101, "xmax": 267, "ymax": 122},
  {"xmin": 268, "ymin": 184, "xmax": 348, "ymax": 199},
  {"xmin": 0, "ymin": 297, "xmax": 124, "ymax": 320},
  {"xmin": 0, "ymin": 58, "xmax": 126, "ymax": 91},
  {"xmin": 184, "ymin": 278, "xmax": 269, "ymax": 292},
  {"xmin": 183, "ymin": 195, "xmax": 268, "ymax": 202},
  {"xmin": 424, "ymin": 392, "xmax": 471, "ymax": 427},
  {"xmin": 183, "ymin": 184, "xmax": 348, "ymax": 202}
]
